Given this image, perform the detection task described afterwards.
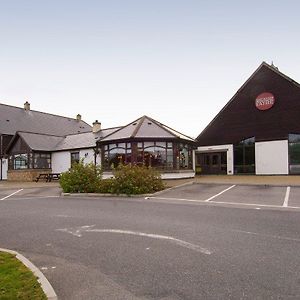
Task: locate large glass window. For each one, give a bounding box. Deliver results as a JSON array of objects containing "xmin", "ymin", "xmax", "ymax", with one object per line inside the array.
[
  {"xmin": 103, "ymin": 143, "xmax": 126, "ymax": 169},
  {"xmin": 101, "ymin": 141, "xmax": 193, "ymax": 171},
  {"xmin": 289, "ymin": 134, "xmax": 300, "ymax": 174},
  {"xmin": 234, "ymin": 137, "xmax": 255, "ymax": 174},
  {"xmin": 176, "ymin": 143, "xmax": 193, "ymax": 169},
  {"xmin": 8, "ymin": 152, "xmax": 51, "ymax": 170}
]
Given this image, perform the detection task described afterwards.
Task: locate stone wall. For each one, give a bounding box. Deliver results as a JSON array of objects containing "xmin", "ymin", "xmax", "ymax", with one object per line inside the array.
[{"xmin": 7, "ymin": 169, "xmax": 51, "ymax": 182}]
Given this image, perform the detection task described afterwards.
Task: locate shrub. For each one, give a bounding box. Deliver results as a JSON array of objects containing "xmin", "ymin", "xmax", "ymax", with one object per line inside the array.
[
  {"xmin": 111, "ymin": 164, "xmax": 165, "ymax": 195},
  {"xmin": 97, "ymin": 178, "xmax": 115, "ymax": 193},
  {"xmin": 59, "ymin": 160, "xmax": 102, "ymax": 193}
]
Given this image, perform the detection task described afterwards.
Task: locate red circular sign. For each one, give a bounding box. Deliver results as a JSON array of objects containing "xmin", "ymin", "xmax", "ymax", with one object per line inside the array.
[{"xmin": 255, "ymin": 92, "xmax": 275, "ymax": 110}]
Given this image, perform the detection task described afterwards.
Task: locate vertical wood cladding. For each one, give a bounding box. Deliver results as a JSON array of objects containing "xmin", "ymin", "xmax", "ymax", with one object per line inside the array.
[{"xmin": 197, "ymin": 64, "xmax": 300, "ymax": 146}]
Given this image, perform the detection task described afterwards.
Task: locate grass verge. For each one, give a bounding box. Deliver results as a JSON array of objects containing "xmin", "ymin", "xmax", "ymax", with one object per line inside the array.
[{"xmin": 0, "ymin": 251, "xmax": 47, "ymax": 299}]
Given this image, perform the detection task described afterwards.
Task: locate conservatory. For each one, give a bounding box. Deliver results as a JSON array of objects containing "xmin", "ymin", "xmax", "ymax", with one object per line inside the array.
[{"xmin": 97, "ymin": 116, "xmax": 196, "ymax": 179}]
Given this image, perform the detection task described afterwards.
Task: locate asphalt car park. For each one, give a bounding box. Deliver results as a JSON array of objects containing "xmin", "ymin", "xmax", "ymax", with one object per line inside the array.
[
  {"xmin": 0, "ymin": 186, "xmax": 61, "ymax": 201},
  {"xmin": 1, "ymin": 182, "xmax": 300, "ymax": 299},
  {"xmin": 150, "ymin": 183, "xmax": 300, "ymax": 209}
]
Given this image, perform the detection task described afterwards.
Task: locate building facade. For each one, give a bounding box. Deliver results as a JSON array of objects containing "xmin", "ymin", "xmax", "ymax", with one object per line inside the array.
[
  {"xmin": 196, "ymin": 62, "xmax": 300, "ymax": 175},
  {"xmin": 2, "ymin": 103, "xmax": 196, "ymax": 180},
  {"xmin": 0, "ymin": 102, "xmax": 92, "ymax": 181}
]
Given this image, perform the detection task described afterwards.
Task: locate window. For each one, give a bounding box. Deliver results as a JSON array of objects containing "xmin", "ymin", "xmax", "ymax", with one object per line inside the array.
[
  {"xmin": 13, "ymin": 154, "xmax": 28, "ymax": 169},
  {"xmin": 234, "ymin": 137, "xmax": 255, "ymax": 174},
  {"xmin": 289, "ymin": 134, "xmax": 300, "ymax": 174},
  {"xmin": 71, "ymin": 152, "xmax": 80, "ymax": 166},
  {"xmin": 102, "ymin": 141, "xmax": 175, "ymax": 170},
  {"xmin": 34, "ymin": 153, "xmax": 51, "ymax": 169},
  {"xmin": 176, "ymin": 144, "xmax": 193, "ymax": 169}
]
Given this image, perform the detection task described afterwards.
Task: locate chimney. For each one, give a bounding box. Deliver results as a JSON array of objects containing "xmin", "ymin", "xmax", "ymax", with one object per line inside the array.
[
  {"xmin": 76, "ymin": 114, "xmax": 82, "ymax": 121},
  {"xmin": 92, "ymin": 120, "xmax": 101, "ymax": 133},
  {"xmin": 24, "ymin": 101, "xmax": 30, "ymax": 111}
]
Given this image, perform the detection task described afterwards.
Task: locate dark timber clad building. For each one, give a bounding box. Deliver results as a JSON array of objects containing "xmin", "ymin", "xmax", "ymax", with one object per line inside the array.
[{"xmin": 196, "ymin": 62, "xmax": 300, "ymax": 175}]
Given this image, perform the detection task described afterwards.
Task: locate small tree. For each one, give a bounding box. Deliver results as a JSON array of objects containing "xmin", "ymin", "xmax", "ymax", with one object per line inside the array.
[{"xmin": 59, "ymin": 160, "xmax": 102, "ymax": 193}]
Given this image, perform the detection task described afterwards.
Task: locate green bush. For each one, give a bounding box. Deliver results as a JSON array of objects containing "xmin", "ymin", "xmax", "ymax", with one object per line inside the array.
[
  {"xmin": 111, "ymin": 164, "xmax": 165, "ymax": 195},
  {"xmin": 97, "ymin": 178, "xmax": 115, "ymax": 193},
  {"xmin": 59, "ymin": 160, "xmax": 102, "ymax": 193}
]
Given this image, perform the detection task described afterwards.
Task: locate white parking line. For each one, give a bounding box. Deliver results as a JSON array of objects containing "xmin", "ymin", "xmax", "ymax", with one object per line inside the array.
[
  {"xmin": 205, "ymin": 185, "xmax": 236, "ymax": 202},
  {"xmin": 146, "ymin": 196, "xmax": 204, "ymax": 202},
  {"xmin": 0, "ymin": 189, "xmax": 23, "ymax": 201},
  {"xmin": 283, "ymin": 186, "xmax": 291, "ymax": 207}
]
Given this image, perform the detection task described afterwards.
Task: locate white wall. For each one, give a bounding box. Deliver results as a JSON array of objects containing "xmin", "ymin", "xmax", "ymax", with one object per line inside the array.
[
  {"xmin": 52, "ymin": 151, "xmax": 70, "ymax": 173},
  {"xmin": 196, "ymin": 144, "xmax": 234, "ymax": 175},
  {"xmin": 1, "ymin": 158, "xmax": 8, "ymax": 180},
  {"xmin": 255, "ymin": 140, "xmax": 289, "ymax": 175},
  {"xmin": 52, "ymin": 148, "xmax": 101, "ymax": 173}
]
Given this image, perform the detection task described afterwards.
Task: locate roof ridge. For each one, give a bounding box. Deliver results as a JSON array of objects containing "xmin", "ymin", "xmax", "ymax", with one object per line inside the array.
[
  {"xmin": 0, "ymin": 102, "xmax": 92, "ymax": 128},
  {"xmin": 131, "ymin": 115, "xmax": 146, "ymax": 138},
  {"xmin": 196, "ymin": 61, "xmax": 300, "ymax": 141},
  {"xmin": 16, "ymin": 131, "xmax": 66, "ymax": 138}
]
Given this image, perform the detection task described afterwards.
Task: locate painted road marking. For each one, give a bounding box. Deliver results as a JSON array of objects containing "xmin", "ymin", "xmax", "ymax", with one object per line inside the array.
[
  {"xmin": 146, "ymin": 196, "xmax": 205, "ymax": 202},
  {"xmin": 57, "ymin": 225, "xmax": 212, "ymax": 255},
  {"xmin": 283, "ymin": 186, "xmax": 291, "ymax": 207},
  {"xmin": 205, "ymin": 185, "xmax": 236, "ymax": 202},
  {"xmin": 3, "ymin": 196, "xmax": 60, "ymax": 201},
  {"xmin": 0, "ymin": 189, "xmax": 23, "ymax": 201},
  {"xmin": 145, "ymin": 195, "xmax": 300, "ymax": 210}
]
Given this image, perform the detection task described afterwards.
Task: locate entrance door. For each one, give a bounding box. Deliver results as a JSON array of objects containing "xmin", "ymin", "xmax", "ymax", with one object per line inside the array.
[{"xmin": 196, "ymin": 152, "xmax": 227, "ymax": 175}]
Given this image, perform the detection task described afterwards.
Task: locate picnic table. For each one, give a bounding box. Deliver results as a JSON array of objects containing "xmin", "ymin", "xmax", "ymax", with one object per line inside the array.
[{"xmin": 35, "ymin": 173, "xmax": 61, "ymax": 182}]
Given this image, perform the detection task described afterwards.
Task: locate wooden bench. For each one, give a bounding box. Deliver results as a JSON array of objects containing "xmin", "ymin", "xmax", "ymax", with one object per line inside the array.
[
  {"xmin": 35, "ymin": 173, "xmax": 49, "ymax": 182},
  {"xmin": 35, "ymin": 173, "xmax": 61, "ymax": 182},
  {"xmin": 47, "ymin": 173, "xmax": 61, "ymax": 182}
]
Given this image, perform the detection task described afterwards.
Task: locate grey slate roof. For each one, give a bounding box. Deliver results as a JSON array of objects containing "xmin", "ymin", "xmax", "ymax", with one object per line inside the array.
[
  {"xmin": 99, "ymin": 115, "xmax": 195, "ymax": 143},
  {"xmin": 9, "ymin": 127, "xmax": 121, "ymax": 152},
  {"xmin": 0, "ymin": 103, "xmax": 91, "ymax": 136},
  {"xmin": 54, "ymin": 127, "xmax": 121, "ymax": 151},
  {"xmin": 18, "ymin": 132, "xmax": 64, "ymax": 151}
]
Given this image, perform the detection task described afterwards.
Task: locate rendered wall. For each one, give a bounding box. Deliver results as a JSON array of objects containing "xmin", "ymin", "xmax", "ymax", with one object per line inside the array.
[
  {"xmin": 255, "ymin": 140, "xmax": 289, "ymax": 175},
  {"xmin": 51, "ymin": 151, "xmax": 70, "ymax": 173},
  {"xmin": 1, "ymin": 158, "xmax": 8, "ymax": 180},
  {"xmin": 51, "ymin": 149, "xmax": 101, "ymax": 174},
  {"xmin": 196, "ymin": 144, "xmax": 234, "ymax": 175}
]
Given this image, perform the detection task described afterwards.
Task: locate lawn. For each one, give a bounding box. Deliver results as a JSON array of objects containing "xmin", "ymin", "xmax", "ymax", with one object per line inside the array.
[{"xmin": 0, "ymin": 251, "xmax": 47, "ymax": 299}]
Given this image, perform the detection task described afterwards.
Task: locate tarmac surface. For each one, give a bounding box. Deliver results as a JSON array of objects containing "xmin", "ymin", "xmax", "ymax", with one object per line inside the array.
[{"xmin": 1, "ymin": 176, "xmax": 300, "ymax": 299}]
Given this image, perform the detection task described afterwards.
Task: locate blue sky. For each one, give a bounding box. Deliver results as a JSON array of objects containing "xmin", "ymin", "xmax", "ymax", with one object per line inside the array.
[{"xmin": 1, "ymin": 0, "xmax": 300, "ymax": 137}]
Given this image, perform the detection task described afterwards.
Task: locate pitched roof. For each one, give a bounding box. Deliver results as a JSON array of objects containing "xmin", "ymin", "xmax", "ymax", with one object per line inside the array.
[
  {"xmin": 196, "ymin": 62, "xmax": 300, "ymax": 145},
  {"xmin": 0, "ymin": 103, "xmax": 91, "ymax": 136},
  {"xmin": 6, "ymin": 127, "xmax": 121, "ymax": 152},
  {"xmin": 54, "ymin": 127, "xmax": 121, "ymax": 151},
  {"xmin": 99, "ymin": 115, "xmax": 195, "ymax": 143},
  {"xmin": 17, "ymin": 132, "xmax": 64, "ymax": 151}
]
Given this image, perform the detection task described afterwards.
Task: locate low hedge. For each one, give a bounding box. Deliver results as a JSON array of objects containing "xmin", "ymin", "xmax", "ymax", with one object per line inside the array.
[{"xmin": 60, "ymin": 162, "xmax": 165, "ymax": 195}]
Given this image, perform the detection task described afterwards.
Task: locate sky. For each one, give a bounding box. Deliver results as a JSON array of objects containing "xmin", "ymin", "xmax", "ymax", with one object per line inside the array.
[{"xmin": 1, "ymin": 0, "xmax": 300, "ymax": 138}]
